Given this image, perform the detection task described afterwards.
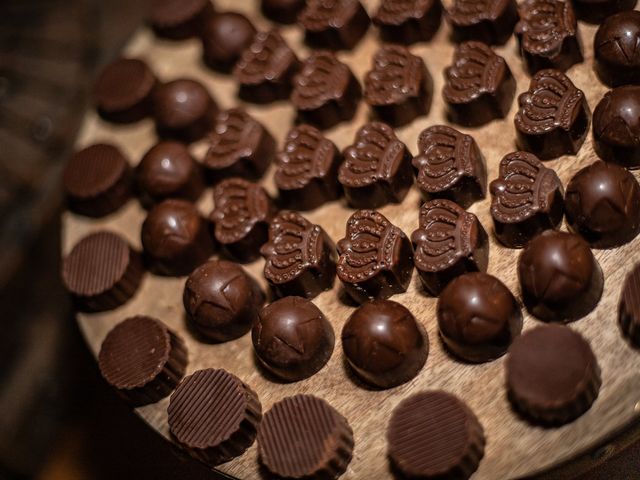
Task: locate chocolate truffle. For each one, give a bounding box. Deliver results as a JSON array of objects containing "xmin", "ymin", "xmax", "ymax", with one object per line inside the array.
[
  {"xmin": 447, "ymin": 0, "xmax": 518, "ymax": 45},
  {"xmin": 593, "ymin": 86, "xmax": 640, "ymax": 169},
  {"xmin": 444, "ymin": 41, "xmax": 515, "ymax": 127},
  {"xmin": 200, "ymin": 12, "xmax": 256, "ymax": 73},
  {"xmin": 136, "ymin": 141, "xmax": 204, "ymax": 207},
  {"xmin": 412, "ymin": 125, "xmax": 487, "ymax": 208},
  {"xmin": 574, "ymin": 0, "xmax": 637, "ymax": 24},
  {"xmin": 153, "ymin": 78, "xmax": 217, "ymax": 143},
  {"xmin": 342, "ymin": 300, "xmax": 427, "ymax": 388},
  {"xmin": 183, "ymin": 259, "xmax": 265, "ymax": 342},
  {"xmin": 252, "ymin": 297, "xmax": 335, "ymax": 381},
  {"xmin": 203, "ymin": 108, "xmax": 275, "ymax": 181},
  {"xmin": 63, "ymin": 143, "xmax": 133, "ymax": 217},
  {"xmin": 387, "ymin": 391, "xmax": 485, "ymax": 480},
  {"xmin": 364, "ymin": 45, "xmax": 433, "ymax": 127},
  {"xmin": 62, "ymin": 231, "xmax": 144, "ymax": 312},
  {"xmin": 490, "ymin": 151, "xmax": 564, "ymax": 248},
  {"xmin": 565, "ymin": 161, "xmax": 640, "ymax": 248},
  {"xmin": 412, "ymin": 199, "xmax": 489, "ymax": 296},
  {"xmin": 261, "ymin": 0, "xmax": 305, "ymax": 24},
  {"xmin": 339, "ymin": 122, "xmax": 414, "ymax": 209},
  {"xmin": 98, "ymin": 316, "xmax": 187, "ymax": 406},
  {"xmin": 518, "ymin": 230, "xmax": 604, "ymax": 322},
  {"xmin": 373, "ymin": 0, "xmax": 442, "ymax": 45},
  {"xmin": 619, "ymin": 263, "xmax": 640, "ymax": 347},
  {"xmin": 292, "ymin": 51, "xmax": 361, "ymax": 130},
  {"xmin": 515, "ymin": 0, "xmax": 583, "ymax": 74},
  {"xmin": 210, "ymin": 178, "xmax": 276, "ymax": 262},
  {"xmin": 595, "ymin": 11, "xmax": 640, "ymax": 87},
  {"xmin": 258, "ymin": 395, "xmax": 354, "ymax": 479},
  {"xmin": 168, "ymin": 369, "xmax": 262, "ymax": 467},
  {"xmin": 337, "ymin": 210, "xmax": 414, "ymax": 304},
  {"xmin": 261, "ymin": 211, "xmax": 337, "ymax": 299},
  {"xmin": 506, "ymin": 324, "xmax": 601, "ymax": 425},
  {"xmin": 275, "ymin": 124, "xmax": 342, "ymax": 211},
  {"xmin": 148, "ymin": 0, "xmax": 214, "ymax": 40},
  {"xmin": 299, "ymin": 0, "xmax": 370, "ymax": 50},
  {"xmin": 93, "ymin": 58, "xmax": 156, "ymax": 123},
  {"xmin": 438, "ymin": 272, "xmax": 522, "ymax": 363}
]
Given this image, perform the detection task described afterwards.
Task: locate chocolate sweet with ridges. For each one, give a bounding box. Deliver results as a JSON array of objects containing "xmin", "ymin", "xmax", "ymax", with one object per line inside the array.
[
  {"xmin": 200, "ymin": 12, "xmax": 256, "ymax": 73},
  {"xmin": 490, "ymin": 151, "xmax": 564, "ymax": 248},
  {"xmin": 364, "ymin": 45, "xmax": 433, "ymax": 127},
  {"xmin": 299, "ymin": 0, "xmax": 370, "ymax": 50},
  {"xmin": 339, "ymin": 122, "xmax": 414, "ymax": 209},
  {"xmin": 275, "ymin": 124, "xmax": 342, "ymax": 211},
  {"xmin": 595, "ymin": 11, "xmax": 640, "ymax": 87},
  {"xmin": 168, "ymin": 369, "xmax": 262, "ymax": 467},
  {"xmin": 98, "ymin": 316, "xmax": 187, "ymax": 406},
  {"xmin": 412, "ymin": 199, "xmax": 489, "ymax": 296},
  {"xmin": 574, "ymin": 0, "xmax": 637, "ymax": 24},
  {"xmin": 148, "ymin": 0, "xmax": 214, "ymax": 40},
  {"xmin": 447, "ymin": 0, "xmax": 518, "ymax": 45},
  {"xmin": 515, "ymin": 69, "xmax": 591, "ymax": 160},
  {"xmin": 373, "ymin": 0, "xmax": 442, "ymax": 45},
  {"xmin": 506, "ymin": 324, "xmax": 601, "ymax": 426},
  {"xmin": 261, "ymin": 211, "xmax": 336, "ymax": 299},
  {"xmin": 337, "ymin": 210, "xmax": 414, "ymax": 304},
  {"xmin": 261, "ymin": 0, "xmax": 306, "ymax": 24},
  {"xmin": 292, "ymin": 51, "xmax": 361, "ymax": 130},
  {"xmin": 515, "ymin": 0, "xmax": 583, "ymax": 74},
  {"xmin": 619, "ymin": 263, "xmax": 640, "ymax": 347}
]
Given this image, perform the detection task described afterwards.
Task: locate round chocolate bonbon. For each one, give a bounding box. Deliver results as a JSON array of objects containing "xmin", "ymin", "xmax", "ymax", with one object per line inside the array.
[
  {"xmin": 619, "ymin": 263, "xmax": 640, "ymax": 347},
  {"xmin": 595, "ymin": 11, "xmax": 640, "ymax": 87},
  {"xmin": 200, "ymin": 11, "xmax": 256, "ymax": 73},
  {"xmin": 373, "ymin": 0, "xmax": 442, "ymax": 45},
  {"xmin": 299, "ymin": 0, "xmax": 370, "ymax": 51},
  {"xmin": 148, "ymin": 0, "xmax": 214, "ymax": 40}
]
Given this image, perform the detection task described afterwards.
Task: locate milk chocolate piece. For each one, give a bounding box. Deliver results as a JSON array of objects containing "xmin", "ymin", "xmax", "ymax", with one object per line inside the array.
[
  {"xmin": 565, "ymin": 161, "xmax": 640, "ymax": 248},
  {"xmin": 515, "ymin": 0, "xmax": 583, "ymax": 74},
  {"xmin": 203, "ymin": 108, "xmax": 275, "ymax": 181},
  {"xmin": 261, "ymin": 211, "xmax": 337, "ymax": 299},
  {"xmin": 595, "ymin": 11, "xmax": 640, "ymax": 87},
  {"xmin": 234, "ymin": 30, "xmax": 299, "ymax": 104},
  {"xmin": 168, "ymin": 369, "xmax": 262, "ymax": 466},
  {"xmin": 413, "ymin": 125, "xmax": 487, "ymax": 208},
  {"xmin": 364, "ymin": 45, "xmax": 433, "ymax": 127},
  {"xmin": 447, "ymin": 0, "xmax": 518, "ymax": 45},
  {"xmin": 210, "ymin": 178, "xmax": 276, "ymax": 262},
  {"xmin": 515, "ymin": 69, "xmax": 591, "ymax": 160},
  {"xmin": 443, "ymin": 41, "xmax": 516, "ymax": 127},
  {"xmin": 292, "ymin": 51, "xmax": 361, "ymax": 130},
  {"xmin": 339, "ymin": 122, "xmax": 414, "ymax": 209},
  {"xmin": 506, "ymin": 324, "xmax": 601, "ymax": 425},
  {"xmin": 261, "ymin": 0, "xmax": 305, "ymax": 24},
  {"xmin": 200, "ymin": 12, "xmax": 256, "ymax": 73},
  {"xmin": 275, "ymin": 124, "xmax": 342, "ymax": 211},
  {"xmin": 149, "ymin": 0, "xmax": 214, "ymax": 39},
  {"xmin": 574, "ymin": 0, "xmax": 637, "ymax": 24},
  {"xmin": 62, "ymin": 231, "xmax": 144, "ymax": 312},
  {"xmin": 490, "ymin": 151, "xmax": 564, "ymax": 248},
  {"xmin": 619, "ymin": 264, "xmax": 640, "ymax": 347},
  {"xmin": 342, "ymin": 300, "xmax": 427, "ymax": 388},
  {"xmin": 299, "ymin": 0, "xmax": 370, "ymax": 50},
  {"xmin": 98, "ymin": 316, "xmax": 187, "ymax": 406},
  {"xmin": 258, "ymin": 395, "xmax": 353, "ymax": 479},
  {"xmin": 252, "ymin": 297, "xmax": 335, "ymax": 381},
  {"xmin": 183, "ymin": 259, "xmax": 265, "ymax": 342},
  {"xmin": 63, "ymin": 143, "xmax": 133, "ymax": 217},
  {"xmin": 387, "ymin": 391, "xmax": 485, "ymax": 479},
  {"xmin": 373, "ymin": 0, "xmax": 443, "ymax": 45},
  {"xmin": 412, "ymin": 199, "xmax": 489, "ymax": 296},
  {"xmin": 337, "ymin": 210, "xmax": 414, "ymax": 304}
]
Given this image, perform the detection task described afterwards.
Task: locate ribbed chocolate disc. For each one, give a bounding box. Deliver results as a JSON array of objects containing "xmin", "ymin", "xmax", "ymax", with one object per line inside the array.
[
  {"xmin": 94, "ymin": 58, "xmax": 155, "ymax": 112},
  {"xmin": 63, "ymin": 144, "xmax": 128, "ymax": 200}
]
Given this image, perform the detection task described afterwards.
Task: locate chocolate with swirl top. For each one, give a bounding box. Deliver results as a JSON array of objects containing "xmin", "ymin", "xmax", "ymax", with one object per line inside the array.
[
  {"xmin": 337, "ymin": 210, "xmax": 414, "ymax": 304},
  {"xmin": 490, "ymin": 151, "xmax": 564, "ymax": 248},
  {"xmin": 299, "ymin": 0, "xmax": 370, "ymax": 50},
  {"xmin": 373, "ymin": 0, "xmax": 442, "ymax": 45},
  {"xmin": 447, "ymin": 0, "xmax": 518, "ymax": 45}
]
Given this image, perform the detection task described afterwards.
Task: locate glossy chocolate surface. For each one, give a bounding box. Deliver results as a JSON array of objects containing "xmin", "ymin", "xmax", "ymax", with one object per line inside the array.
[
  {"xmin": 201, "ymin": 12, "xmax": 256, "ymax": 73},
  {"xmin": 373, "ymin": 0, "xmax": 442, "ymax": 45},
  {"xmin": 149, "ymin": 0, "xmax": 214, "ymax": 40},
  {"xmin": 595, "ymin": 11, "xmax": 640, "ymax": 87},
  {"xmin": 299, "ymin": 0, "xmax": 370, "ymax": 50},
  {"xmin": 619, "ymin": 263, "xmax": 640, "ymax": 347},
  {"xmin": 261, "ymin": 0, "xmax": 305, "ymax": 24},
  {"xmin": 574, "ymin": 0, "xmax": 637, "ymax": 24},
  {"xmin": 447, "ymin": 0, "xmax": 518, "ymax": 45}
]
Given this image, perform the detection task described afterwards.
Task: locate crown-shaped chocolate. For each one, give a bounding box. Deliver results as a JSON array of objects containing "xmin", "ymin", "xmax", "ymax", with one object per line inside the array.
[
  {"xmin": 365, "ymin": 45, "xmax": 425, "ymax": 105},
  {"xmin": 234, "ymin": 30, "xmax": 297, "ymax": 85},
  {"xmin": 515, "ymin": 0, "xmax": 576, "ymax": 57},
  {"xmin": 449, "ymin": 0, "xmax": 511, "ymax": 23},
  {"xmin": 205, "ymin": 109, "xmax": 263, "ymax": 169},
  {"xmin": 292, "ymin": 51, "xmax": 352, "ymax": 110}
]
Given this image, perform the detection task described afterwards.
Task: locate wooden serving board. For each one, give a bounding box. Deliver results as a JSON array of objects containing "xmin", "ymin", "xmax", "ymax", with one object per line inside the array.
[{"xmin": 64, "ymin": 1, "xmax": 640, "ymax": 478}]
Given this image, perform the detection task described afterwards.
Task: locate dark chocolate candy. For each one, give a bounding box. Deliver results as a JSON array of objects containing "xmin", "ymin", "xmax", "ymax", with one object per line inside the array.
[
  {"xmin": 337, "ymin": 210, "xmax": 414, "ymax": 304},
  {"xmin": 299, "ymin": 0, "xmax": 370, "ymax": 50},
  {"xmin": 252, "ymin": 297, "xmax": 335, "ymax": 381},
  {"xmin": 574, "ymin": 0, "xmax": 637, "ymax": 24},
  {"xmin": 342, "ymin": 299, "xmax": 427, "ymax": 388},
  {"xmin": 292, "ymin": 51, "xmax": 361, "ymax": 130},
  {"xmin": 619, "ymin": 263, "xmax": 640, "ymax": 347},
  {"xmin": 411, "ymin": 199, "xmax": 489, "ymax": 296},
  {"xmin": 200, "ymin": 12, "xmax": 256, "ymax": 73},
  {"xmin": 519, "ymin": 230, "xmax": 603, "ymax": 322},
  {"xmin": 364, "ymin": 45, "xmax": 433, "ymax": 127},
  {"xmin": 275, "ymin": 124, "xmax": 342, "ymax": 211},
  {"xmin": 261, "ymin": 0, "xmax": 305, "ymax": 24},
  {"xmin": 490, "ymin": 151, "xmax": 564, "ymax": 248},
  {"xmin": 443, "ymin": 41, "xmax": 516, "ymax": 127},
  {"xmin": 438, "ymin": 272, "xmax": 522, "ymax": 362},
  {"xmin": 515, "ymin": 0, "xmax": 583, "ymax": 75},
  {"xmin": 412, "ymin": 125, "xmax": 487, "ymax": 208},
  {"xmin": 149, "ymin": 0, "xmax": 214, "ymax": 40},
  {"xmin": 168, "ymin": 369, "xmax": 262, "ymax": 466},
  {"xmin": 565, "ymin": 161, "xmax": 640, "ymax": 248},
  {"xmin": 595, "ymin": 11, "xmax": 640, "ymax": 87},
  {"xmin": 183, "ymin": 259, "xmax": 265, "ymax": 342},
  {"xmin": 260, "ymin": 211, "xmax": 336, "ymax": 299},
  {"xmin": 506, "ymin": 324, "xmax": 601, "ymax": 425},
  {"xmin": 98, "ymin": 316, "xmax": 187, "ymax": 406},
  {"xmin": 338, "ymin": 122, "xmax": 414, "ymax": 209},
  {"xmin": 373, "ymin": 0, "xmax": 442, "ymax": 45},
  {"xmin": 447, "ymin": 0, "xmax": 518, "ymax": 45},
  {"xmin": 63, "ymin": 143, "xmax": 133, "ymax": 217},
  {"xmin": 515, "ymin": 69, "xmax": 591, "ymax": 160}
]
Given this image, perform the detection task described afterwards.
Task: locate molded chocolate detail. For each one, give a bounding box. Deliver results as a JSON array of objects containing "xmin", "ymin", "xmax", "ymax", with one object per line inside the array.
[
  {"xmin": 299, "ymin": 0, "xmax": 370, "ymax": 50},
  {"xmin": 619, "ymin": 263, "xmax": 640, "ymax": 347},
  {"xmin": 373, "ymin": 0, "xmax": 443, "ymax": 45},
  {"xmin": 149, "ymin": 0, "xmax": 214, "ymax": 40},
  {"xmin": 447, "ymin": 0, "xmax": 518, "ymax": 45}
]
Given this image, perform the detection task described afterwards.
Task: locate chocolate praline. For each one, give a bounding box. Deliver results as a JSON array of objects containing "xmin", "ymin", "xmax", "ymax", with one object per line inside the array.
[
  {"xmin": 619, "ymin": 264, "xmax": 640, "ymax": 347},
  {"xmin": 299, "ymin": 0, "xmax": 370, "ymax": 51},
  {"xmin": 574, "ymin": 0, "xmax": 637, "ymax": 24},
  {"xmin": 446, "ymin": 0, "xmax": 518, "ymax": 45},
  {"xmin": 373, "ymin": 0, "xmax": 442, "ymax": 45},
  {"xmin": 261, "ymin": 0, "xmax": 305, "ymax": 24},
  {"xmin": 148, "ymin": 0, "xmax": 215, "ymax": 40},
  {"xmin": 200, "ymin": 12, "xmax": 256, "ymax": 73},
  {"xmin": 595, "ymin": 11, "xmax": 640, "ymax": 87}
]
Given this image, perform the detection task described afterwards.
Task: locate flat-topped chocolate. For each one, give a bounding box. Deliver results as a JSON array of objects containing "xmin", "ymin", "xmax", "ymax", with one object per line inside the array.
[
  {"xmin": 373, "ymin": 0, "xmax": 442, "ymax": 45},
  {"xmin": 447, "ymin": 0, "xmax": 518, "ymax": 45},
  {"xmin": 149, "ymin": 0, "xmax": 214, "ymax": 39},
  {"xmin": 299, "ymin": 0, "xmax": 370, "ymax": 50},
  {"xmin": 619, "ymin": 263, "xmax": 640, "ymax": 347},
  {"xmin": 595, "ymin": 11, "xmax": 640, "ymax": 87},
  {"xmin": 200, "ymin": 12, "xmax": 256, "ymax": 73},
  {"xmin": 261, "ymin": 0, "xmax": 305, "ymax": 24},
  {"xmin": 574, "ymin": 0, "xmax": 637, "ymax": 24}
]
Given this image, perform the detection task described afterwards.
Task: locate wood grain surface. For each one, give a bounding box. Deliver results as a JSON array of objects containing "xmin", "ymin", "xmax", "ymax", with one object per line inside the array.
[{"xmin": 64, "ymin": 1, "xmax": 640, "ymax": 478}]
